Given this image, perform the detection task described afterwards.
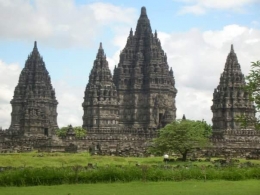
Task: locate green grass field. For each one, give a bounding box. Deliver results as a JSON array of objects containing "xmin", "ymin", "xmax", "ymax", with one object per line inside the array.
[
  {"xmin": 0, "ymin": 152, "xmax": 259, "ymax": 167},
  {"xmin": 0, "ymin": 152, "xmax": 163, "ymax": 167},
  {"xmin": 1, "ymin": 180, "xmax": 259, "ymax": 195}
]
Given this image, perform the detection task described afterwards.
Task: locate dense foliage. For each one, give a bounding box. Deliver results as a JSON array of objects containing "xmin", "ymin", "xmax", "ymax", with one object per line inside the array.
[
  {"xmin": 236, "ymin": 61, "xmax": 260, "ymax": 129},
  {"xmin": 0, "ymin": 165, "xmax": 259, "ymax": 186},
  {"xmin": 55, "ymin": 125, "xmax": 86, "ymax": 138},
  {"xmin": 150, "ymin": 119, "xmax": 212, "ymax": 161}
]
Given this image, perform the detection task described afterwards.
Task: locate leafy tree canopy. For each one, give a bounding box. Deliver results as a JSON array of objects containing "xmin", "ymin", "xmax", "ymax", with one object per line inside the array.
[
  {"xmin": 55, "ymin": 125, "xmax": 86, "ymax": 138},
  {"xmin": 149, "ymin": 119, "xmax": 212, "ymax": 161},
  {"xmin": 74, "ymin": 126, "xmax": 87, "ymax": 138},
  {"xmin": 237, "ymin": 61, "xmax": 260, "ymax": 129}
]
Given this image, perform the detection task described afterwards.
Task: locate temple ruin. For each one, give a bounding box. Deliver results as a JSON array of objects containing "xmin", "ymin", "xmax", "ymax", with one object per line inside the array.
[
  {"xmin": 83, "ymin": 7, "xmax": 177, "ymax": 133},
  {"xmin": 210, "ymin": 45, "xmax": 260, "ymax": 158},
  {"xmin": 0, "ymin": 7, "xmax": 259, "ymax": 158},
  {"xmin": 8, "ymin": 41, "xmax": 58, "ymax": 137}
]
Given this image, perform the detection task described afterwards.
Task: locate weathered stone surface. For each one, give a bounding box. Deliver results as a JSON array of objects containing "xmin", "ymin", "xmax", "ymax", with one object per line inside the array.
[
  {"xmin": 0, "ymin": 7, "xmax": 259, "ymax": 158},
  {"xmin": 80, "ymin": 7, "xmax": 177, "ymax": 156},
  {"xmin": 9, "ymin": 41, "xmax": 58, "ymax": 137},
  {"xmin": 113, "ymin": 7, "xmax": 177, "ymax": 129},
  {"xmin": 211, "ymin": 45, "xmax": 255, "ymax": 136},
  {"xmin": 210, "ymin": 45, "xmax": 260, "ymax": 159},
  {"xmin": 82, "ymin": 43, "xmax": 119, "ymax": 131}
]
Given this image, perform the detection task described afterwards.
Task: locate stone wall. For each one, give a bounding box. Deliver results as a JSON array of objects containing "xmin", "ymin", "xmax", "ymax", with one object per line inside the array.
[{"xmin": 1, "ymin": 128, "xmax": 260, "ymax": 159}]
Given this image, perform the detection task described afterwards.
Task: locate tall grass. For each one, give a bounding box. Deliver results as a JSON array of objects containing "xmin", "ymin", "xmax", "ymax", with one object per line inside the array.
[{"xmin": 0, "ymin": 165, "xmax": 259, "ymax": 186}]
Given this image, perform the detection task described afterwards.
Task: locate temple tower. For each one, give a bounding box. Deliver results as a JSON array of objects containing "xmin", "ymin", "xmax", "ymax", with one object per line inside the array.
[
  {"xmin": 113, "ymin": 7, "xmax": 177, "ymax": 129},
  {"xmin": 211, "ymin": 45, "xmax": 255, "ymax": 136},
  {"xmin": 9, "ymin": 41, "xmax": 58, "ymax": 137},
  {"xmin": 82, "ymin": 43, "xmax": 119, "ymax": 131}
]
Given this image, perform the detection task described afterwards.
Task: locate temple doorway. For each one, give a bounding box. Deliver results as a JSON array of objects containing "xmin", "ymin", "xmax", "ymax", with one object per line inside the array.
[
  {"xmin": 44, "ymin": 128, "xmax": 49, "ymax": 136},
  {"xmin": 159, "ymin": 113, "xmax": 163, "ymax": 124}
]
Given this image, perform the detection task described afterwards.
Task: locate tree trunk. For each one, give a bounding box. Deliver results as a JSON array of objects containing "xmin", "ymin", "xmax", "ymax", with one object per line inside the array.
[{"xmin": 182, "ymin": 151, "xmax": 188, "ymax": 161}]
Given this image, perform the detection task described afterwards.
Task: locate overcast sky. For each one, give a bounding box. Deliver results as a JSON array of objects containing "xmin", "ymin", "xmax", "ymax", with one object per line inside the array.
[{"xmin": 0, "ymin": 0, "xmax": 260, "ymax": 129}]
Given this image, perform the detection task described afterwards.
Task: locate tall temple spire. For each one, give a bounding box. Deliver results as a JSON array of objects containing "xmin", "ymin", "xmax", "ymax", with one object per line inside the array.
[
  {"xmin": 96, "ymin": 42, "xmax": 105, "ymax": 58},
  {"xmin": 83, "ymin": 43, "xmax": 119, "ymax": 130},
  {"xmin": 230, "ymin": 44, "xmax": 234, "ymax": 53},
  {"xmin": 33, "ymin": 41, "xmax": 37, "ymax": 50},
  {"xmin": 211, "ymin": 44, "xmax": 255, "ymax": 136},
  {"xmin": 141, "ymin": 6, "xmax": 147, "ymax": 16},
  {"xmin": 9, "ymin": 42, "xmax": 58, "ymax": 137},
  {"xmin": 130, "ymin": 28, "xmax": 133, "ymax": 36},
  {"xmin": 113, "ymin": 7, "xmax": 177, "ymax": 129},
  {"xmin": 135, "ymin": 6, "xmax": 152, "ymax": 36},
  {"xmin": 31, "ymin": 41, "xmax": 40, "ymax": 57}
]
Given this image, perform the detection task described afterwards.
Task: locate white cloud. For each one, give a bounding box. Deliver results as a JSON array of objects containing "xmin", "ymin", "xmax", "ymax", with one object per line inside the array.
[
  {"xmin": 53, "ymin": 80, "xmax": 84, "ymax": 128},
  {"xmin": 0, "ymin": 0, "xmax": 136, "ymax": 48},
  {"xmin": 0, "ymin": 60, "xmax": 21, "ymax": 129},
  {"xmin": 178, "ymin": 4, "xmax": 206, "ymax": 15},
  {"xmin": 158, "ymin": 24, "xmax": 260, "ymax": 123},
  {"xmin": 89, "ymin": 3, "xmax": 135, "ymax": 25},
  {"xmin": 203, "ymin": 25, "xmax": 248, "ymax": 48},
  {"xmin": 175, "ymin": 0, "xmax": 259, "ymax": 14}
]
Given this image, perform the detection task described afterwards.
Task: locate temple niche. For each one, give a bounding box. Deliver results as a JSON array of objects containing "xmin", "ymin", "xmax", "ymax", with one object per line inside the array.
[
  {"xmin": 211, "ymin": 45, "xmax": 256, "ymax": 137},
  {"xmin": 9, "ymin": 42, "xmax": 58, "ymax": 137}
]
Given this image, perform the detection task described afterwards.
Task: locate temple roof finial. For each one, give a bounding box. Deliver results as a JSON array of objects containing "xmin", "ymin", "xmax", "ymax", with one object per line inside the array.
[
  {"xmin": 230, "ymin": 44, "xmax": 234, "ymax": 53},
  {"xmin": 130, "ymin": 28, "xmax": 133, "ymax": 36},
  {"xmin": 96, "ymin": 42, "xmax": 105, "ymax": 58},
  {"xmin": 141, "ymin": 6, "xmax": 147, "ymax": 16},
  {"xmin": 33, "ymin": 41, "xmax": 38, "ymax": 52}
]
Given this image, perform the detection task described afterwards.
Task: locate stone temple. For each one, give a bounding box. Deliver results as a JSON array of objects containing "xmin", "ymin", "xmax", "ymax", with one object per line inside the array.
[
  {"xmin": 8, "ymin": 41, "xmax": 58, "ymax": 137},
  {"xmin": 82, "ymin": 43, "xmax": 120, "ymax": 132},
  {"xmin": 83, "ymin": 7, "xmax": 177, "ymax": 133},
  {"xmin": 211, "ymin": 45, "xmax": 255, "ymax": 136},
  {"xmin": 210, "ymin": 45, "xmax": 260, "ymax": 158},
  {"xmin": 0, "ymin": 7, "xmax": 259, "ymax": 158}
]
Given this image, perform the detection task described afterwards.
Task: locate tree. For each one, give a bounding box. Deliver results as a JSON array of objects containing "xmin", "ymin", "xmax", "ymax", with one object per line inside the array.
[
  {"xmin": 74, "ymin": 126, "xmax": 87, "ymax": 138},
  {"xmin": 55, "ymin": 125, "xmax": 87, "ymax": 138},
  {"xmin": 55, "ymin": 126, "xmax": 69, "ymax": 137},
  {"xmin": 149, "ymin": 119, "xmax": 211, "ymax": 161},
  {"xmin": 200, "ymin": 119, "xmax": 212, "ymax": 138},
  {"xmin": 237, "ymin": 61, "xmax": 260, "ymax": 129}
]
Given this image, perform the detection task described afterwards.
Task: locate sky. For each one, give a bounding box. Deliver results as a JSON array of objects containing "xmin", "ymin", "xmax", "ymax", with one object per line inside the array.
[{"xmin": 0, "ymin": 0, "xmax": 260, "ymax": 129}]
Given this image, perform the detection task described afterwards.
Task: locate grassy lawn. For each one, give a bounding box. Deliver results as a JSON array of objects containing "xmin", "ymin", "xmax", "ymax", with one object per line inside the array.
[
  {"xmin": 0, "ymin": 152, "xmax": 163, "ymax": 167},
  {"xmin": 0, "ymin": 180, "xmax": 259, "ymax": 195},
  {"xmin": 0, "ymin": 152, "xmax": 259, "ymax": 167}
]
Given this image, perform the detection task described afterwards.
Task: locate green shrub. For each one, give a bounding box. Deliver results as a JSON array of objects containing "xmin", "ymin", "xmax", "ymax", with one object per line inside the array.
[{"xmin": 0, "ymin": 165, "xmax": 259, "ymax": 187}]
